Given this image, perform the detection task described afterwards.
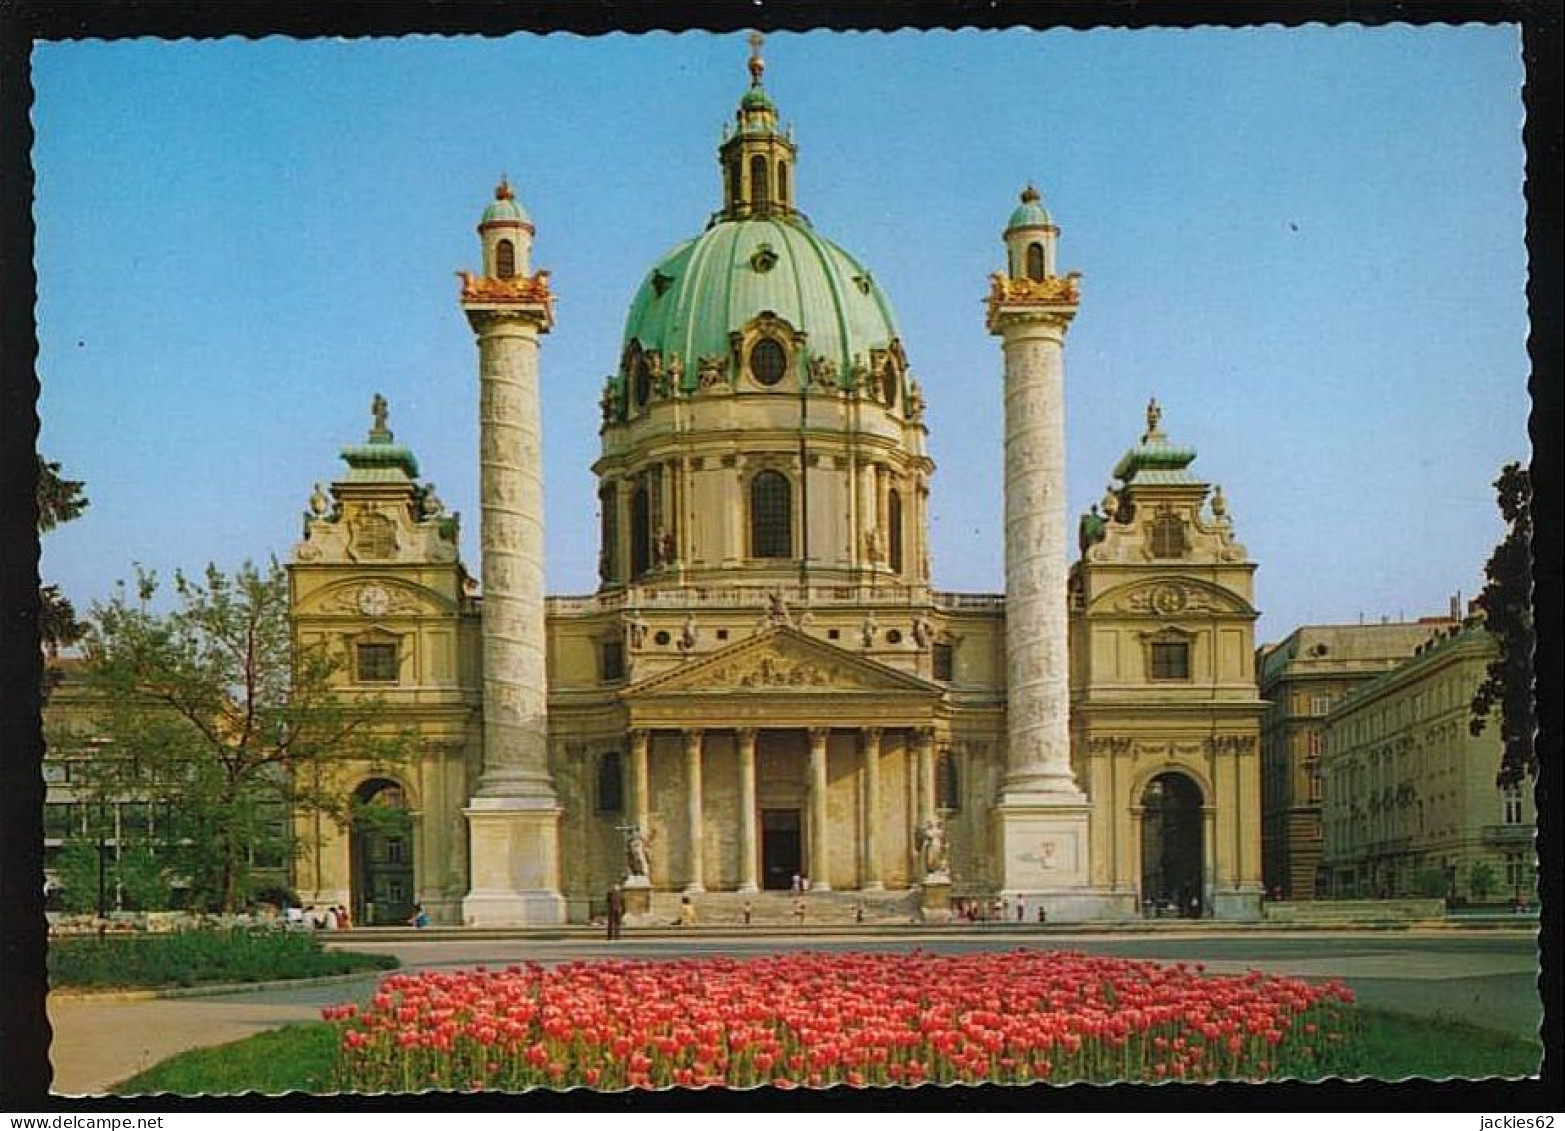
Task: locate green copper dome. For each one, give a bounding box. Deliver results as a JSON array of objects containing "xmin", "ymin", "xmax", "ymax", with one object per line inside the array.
[
  {"xmin": 620, "ymin": 214, "xmax": 900, "ymax": 393},
  {"xmin": 1007, "ymin": 184, "xmax": 1053, "ymax": 231}
]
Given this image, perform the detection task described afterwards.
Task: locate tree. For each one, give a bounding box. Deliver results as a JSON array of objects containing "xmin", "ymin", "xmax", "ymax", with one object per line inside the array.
[
  {"xmin": 38, "ymin": 455, "xmax": 89, "ymax": 661},
  {"xmin": 76, "ymin": 560, "xmax": 411, "ymax": 912},
  {"xmin": 1469, "ymin": 463, "xmax": 1535, "ymax": 787},
  {"xmin": 1467, "ymin": 860, "xmax": 1497, "ymax": 904}
]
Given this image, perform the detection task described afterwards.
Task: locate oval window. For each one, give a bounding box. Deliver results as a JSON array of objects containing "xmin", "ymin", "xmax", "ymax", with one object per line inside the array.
[{"xmin": 750, "ymin": 338, "xmax": 787, "ymax": 386}]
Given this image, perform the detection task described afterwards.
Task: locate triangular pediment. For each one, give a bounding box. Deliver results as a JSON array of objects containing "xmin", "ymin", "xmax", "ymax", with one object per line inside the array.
[{"xmin": 623, "ymin": 626, "xmax": 941, "ymax": 699}]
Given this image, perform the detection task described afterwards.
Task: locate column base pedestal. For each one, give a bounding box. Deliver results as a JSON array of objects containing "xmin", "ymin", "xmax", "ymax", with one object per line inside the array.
[
  {"xmin": 1212, "ymin": 886, "xmax": 1264, "ymax": 922},
  {"xmin": 621, "ymin": 882, "xmax": 655, "ymax": 927},
  {"xmin": 919, "ymin": 875, "xmax": 953, "ymax": 923},
  {"xmin": 991, "ymin": 800, "xmax": 1135, "ymax": 923},
  {"xmin": 461, "ymin": 799, "xmax": 565, "ymax": 927}
]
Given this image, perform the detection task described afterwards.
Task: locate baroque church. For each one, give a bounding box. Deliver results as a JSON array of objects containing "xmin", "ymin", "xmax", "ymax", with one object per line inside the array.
[{"xmin": 287, "ymin": 42, "xmax": 1266, "ymax": 927}]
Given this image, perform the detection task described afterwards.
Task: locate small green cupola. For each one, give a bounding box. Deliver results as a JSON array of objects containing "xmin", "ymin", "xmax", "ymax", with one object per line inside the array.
[
  {"xmin": 1003, "ymin": 184, "xmax": 1062, "ymax": 282},
  {"xmin": 718, "ymin": 33, "xmax": 799, "ymax": 221},
  {"xmin": 1112, "ymin": 397, "xmax": 1198, "ymax": 486},
  {"xmin": 340, "ymin": 393, "xmax": 421, "ymax": 484}
]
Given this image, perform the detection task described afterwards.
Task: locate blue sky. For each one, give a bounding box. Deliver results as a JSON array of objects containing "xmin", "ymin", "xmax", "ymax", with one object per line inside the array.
[{"xmin": 33, "ymin": 27, "xmax": 1528, "ymax": 643}]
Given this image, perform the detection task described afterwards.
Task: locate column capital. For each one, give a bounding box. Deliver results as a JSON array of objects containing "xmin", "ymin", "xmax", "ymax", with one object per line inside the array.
[
  {"xmin": 808, "ymin": 727, "xmax": 832, "ymax": 747},
  {"xmin": 682, "ymin": 727, "xmax": 706, "ymax": 747},
  {"xmin": 735, "ymin": 726, "xmax": 759, "ymax": 746},
  {"xmin": 628, "ymin": 727, "xmax": 650, "ymax": 748},
  {"xmin": 859, "ymin": 726, "xmax": 884, "ymax": 748},
  {"xmin": 911, "ymin": 726, "xmax": 936, "ymax": 751}
]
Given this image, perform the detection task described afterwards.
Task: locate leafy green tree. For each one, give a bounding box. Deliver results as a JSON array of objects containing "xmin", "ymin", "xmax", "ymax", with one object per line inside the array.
[
  {"xmin": 76, "ymin": 560, "xmax": 411, "ymax": 912},
  {"xmin": 38, "ymin": 455, "xmax": 89, "ymax": 661},
  {"xmin": 1468, "ymin": 463, "xmax": 1535, "ymax": 787},
  {"xmin": 1467, "ymin": 860, "xmax": 1497, "ymax": 903}
]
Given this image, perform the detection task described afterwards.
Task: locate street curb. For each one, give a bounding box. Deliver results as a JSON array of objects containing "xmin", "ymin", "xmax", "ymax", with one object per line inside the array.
[{"xmin": 49, "ymin": 968, "xmax": 391, "ymax": 1004}]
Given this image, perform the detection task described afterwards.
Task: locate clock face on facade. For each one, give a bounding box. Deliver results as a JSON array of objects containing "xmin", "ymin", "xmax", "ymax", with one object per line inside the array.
[{"xmin": 357, "ymin": 584, "xmax": 391, "ymax": 618}]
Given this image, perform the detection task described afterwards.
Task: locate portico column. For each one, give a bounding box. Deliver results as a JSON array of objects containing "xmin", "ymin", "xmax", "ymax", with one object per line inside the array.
[
  {"xmin": 860, "ymin": 727, "xmax": 884, "ymax": 891},
  {"xmin": 736, "ymin": 728, "xmax": 760, "ymax": 893},
  {"xmin": 808, "ymin": 727, "xmax": 832, "ymax": 891},
  {"xmin": 683, "ymin": 728, "xmax": 705, "ymax": 893},
  {"xmin": 915, "ymin": 728, "xmax": 936, "ymax": 825},
  {"xmin": 629, "ymin": 728, "xmax": 650, "ymax": 835}
]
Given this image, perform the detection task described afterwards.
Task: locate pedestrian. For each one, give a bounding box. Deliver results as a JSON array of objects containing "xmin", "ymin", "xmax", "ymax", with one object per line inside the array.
[
  {"xmin": 1037, "ymin": 905, "xmax": 1047, "ymax": 924},
  {"xmin": 408, "ymin": 903, "xmax": 430, "ymax": 929},
  {"xmin": 742, "ymin": 899, "xmax": 753, "ymax": 926},
  {"xmin": 1000, "ymin": 895, "xmax": 1010, "ymax": 922},
  {"xmin": 1016, "ymin": 895, "xmax": 1026, "ymax": 922},
  {"xmin": 677, "ymin": 895, "xmax": 698, "ymax": 927},
  {"xmin": 337, "ymin": 904, "xmax": 353, "ymax": 930},
  {"xmin": 793, "ymin": 896, "xmax": 805, "ymax": 925},
  {"xmin": 605, "ymin": 885, "xmax": 624, "ymax": 940},
  {"xmin": 791, "ymin": 873, "xmax": 802, "ymax": 894},
  {"xmin": 324, "ymin": 904, "xmax": 340, "ymax": 931},
  {"xmin": 854, "ymin": 901, "xmax": 865, "ymax": 924}
]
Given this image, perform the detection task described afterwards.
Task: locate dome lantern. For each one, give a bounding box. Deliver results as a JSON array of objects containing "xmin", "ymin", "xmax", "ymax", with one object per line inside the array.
[{"xmin": 718, "ymin": 32, "xmax": 797, "ymax": 221}]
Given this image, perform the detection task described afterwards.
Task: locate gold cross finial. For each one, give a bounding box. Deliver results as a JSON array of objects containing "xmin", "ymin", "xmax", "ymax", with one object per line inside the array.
[{"xmin": 747, "ymin": 31, "xmax": 765, "ymax": 85}]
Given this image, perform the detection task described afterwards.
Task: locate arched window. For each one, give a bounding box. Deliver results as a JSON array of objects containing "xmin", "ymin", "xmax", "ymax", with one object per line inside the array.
[
  {"xmin": 749, "ymin": 337, "xmax": 787, "ymax": 386},
  {"xmin": 777, "ymin": 162, "xmax": 790, "ymax": 206},
  {"xmin": 630, "ymin": 485, "xmax": 651, "ymax": 578},
  {"xmin": 596, "ymin": 751, "xmax": 624, "ymax": 813},
  {"xmin": 496, "ymin": 239, "xmax": 516, "ymax": 279},
  {"xmin": 936, "ymin": 750, "xmax": 961, "ymax": 812},
  {"xmin": 1025, "ymin": 242, "xmax": 1045, "ymax": 281},
  {"xmin": 632, "ymin": 352, "xmax": 651, "ymax": 408},
  {"xmin": 749, "ymin": 470, "xmax": 792, "ymax": 559},
  {"xmin": 728, "ymin": 157, "xmax": 741, "ymax": 207},
  {"xmin": 750, "ymin": 154, "xmax": 770, "ymax": 209},
  {"xmin": 887, "ymin": 489, "xmax": 904, "ymax": 573}
]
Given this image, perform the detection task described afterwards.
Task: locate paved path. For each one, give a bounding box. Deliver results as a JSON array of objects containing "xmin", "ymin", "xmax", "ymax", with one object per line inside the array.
[{"xmin": 46, "ymin": 927, "xmax": 1542, "ymax": 1096}]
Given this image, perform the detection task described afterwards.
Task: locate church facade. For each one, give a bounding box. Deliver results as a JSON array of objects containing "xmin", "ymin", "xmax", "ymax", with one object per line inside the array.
[{"xmin": 287, "ymin": 45, "xmax": 1264, "ymax": 926}]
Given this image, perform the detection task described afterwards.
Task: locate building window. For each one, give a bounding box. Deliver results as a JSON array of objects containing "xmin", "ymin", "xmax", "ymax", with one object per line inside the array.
[
  {"xmin": 1025, "ymin": 242, "xmax": 1045, "ymax": 281},
  {"xmin": 1150, "ymin": 511, "xmax": 1188, "ymax": 559},
  {"xmin": 601, "ymin": 639, "xmax": 625, "ymax": 683},
  {"xmin": 1310, "ymin": 695, "xmax": 1333, "ymax": 716},
  {"xmin": 1149, "ymin": 640, "xmax": 1191, "ymax": 681},
  {"xmin": 632, "ymin": 352, "xmax": 652, "ymax": 408},
  {"xmin": 599, "ymin": 484, "xmax": 619, "ymax": 583},
  {"xmin": 356, "ymin": 641, "xmax": 399, "ymax": 683},
  {"xmin": 936, "ymin": 750, "xmax": 961, "ymax": 812},
  {"xmin": 777, "ymin": 161, "xmax": 789, "ymax": 205},
  {"xmin": 495, "ymin": 239, "xmax": 516, "ymax": 279},
  {"xmin": 44, "ymin": 802, "xmax": 76, "ymax": 840},
  {"xmin": 887, "ymin": 489, "xmax": 904, "ymax": 573},
  {"xmin": 749, "ymin": 337, "xmax": 787, "ymax": 386},
  {"xmin": 630, "ymin": 484, "xmax": 651, "ymax": 578},
  {"xmin": 933, "ymin": 642, "xmax": 954, "ymax": 682},
  {"xmin": 749, "ymin": 470, "xmax": 793, "ymax": 558},
  {"xmin": 1503, "ymin": 784, "xmax": 1523, "ymax": 824},
  {"xmin": 596, "ymin": 751, "xmax": 624, "ymax": 814},
  {"xmin": 385, "ymin": 837, "xmax": 406, "ymax": 864},
  {"xmin": 750, "ymin": 154, "xmax": 770, "ymax": 208}
]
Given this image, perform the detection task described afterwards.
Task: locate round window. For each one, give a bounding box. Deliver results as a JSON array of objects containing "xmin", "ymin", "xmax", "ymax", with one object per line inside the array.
[
  {"xmin": 886, "ymin": 629, "xmax": 904, "ymax": 644},
  {"xmin": 750, "ymin": 338, "xmax": 787, "ymax": 386},
  {"xmin": 653, "ymin": 630, "xmax": 671, "ymax": 647}
]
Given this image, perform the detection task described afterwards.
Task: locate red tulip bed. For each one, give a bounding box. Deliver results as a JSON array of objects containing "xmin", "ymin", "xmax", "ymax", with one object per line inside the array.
[{"xmin": 323, "ymin": 950, "xmax": 1359, "ymax": 1092}]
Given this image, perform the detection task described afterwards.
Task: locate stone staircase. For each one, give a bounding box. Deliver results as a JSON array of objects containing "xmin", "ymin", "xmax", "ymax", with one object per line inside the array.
[{"xmin": 647, "ymin": 888, "xmax": 921, "ymax": 927}]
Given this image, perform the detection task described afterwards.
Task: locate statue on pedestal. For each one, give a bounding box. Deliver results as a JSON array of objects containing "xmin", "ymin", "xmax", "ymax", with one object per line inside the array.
[
  {"xmin": 916, "ymin": 815, "xmax": 949, "ymax": 879},
  {"xmin": 620, "ymin": 823, "xmax": 653, "ymax": 884}
]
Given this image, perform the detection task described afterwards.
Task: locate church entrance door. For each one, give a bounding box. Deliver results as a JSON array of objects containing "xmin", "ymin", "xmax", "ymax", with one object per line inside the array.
[
  {"xmin": 350, "ymin": 778, "xmax": 415, "ymax": 926},
  {"xmin": 1139, "ymin": 772, "xmax": 1204, "ymax": 918},
  {"xmin": 761, "ymin": 808, "xmax": 802, "ymax": 890}
]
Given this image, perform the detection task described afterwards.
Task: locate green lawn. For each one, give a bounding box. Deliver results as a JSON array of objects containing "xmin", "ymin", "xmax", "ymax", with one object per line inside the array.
[
  {"xmin": 50, "ymin": 929, "xmax": 397, "ymax": 990},
  {"xmin": 111, "ymin": 1008, "xmax": 1541, "ymax": 1096}
]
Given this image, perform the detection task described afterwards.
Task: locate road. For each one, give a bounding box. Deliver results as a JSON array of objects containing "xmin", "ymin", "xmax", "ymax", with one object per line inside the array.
[{"xmin": 46, "ymin": 927, "xmax": 1542, "ymax": 1096}]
